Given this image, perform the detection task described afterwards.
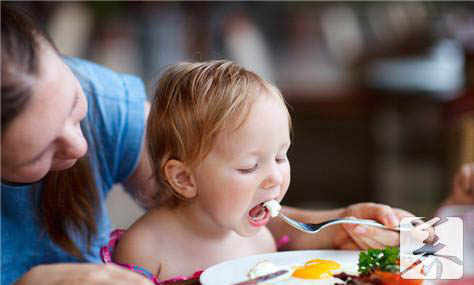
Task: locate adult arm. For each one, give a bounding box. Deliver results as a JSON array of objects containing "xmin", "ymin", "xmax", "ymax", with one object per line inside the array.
[
  {"xmin": 267, "ymin": 202, "xmax": 414, "ymax": 250},
  {"xmin": 14, "ymin": 264, "xmax": 153, "ymax": 285},
  {"xmin": 122, "ymin": 101, "xmax": 158, "ymax": 207}
]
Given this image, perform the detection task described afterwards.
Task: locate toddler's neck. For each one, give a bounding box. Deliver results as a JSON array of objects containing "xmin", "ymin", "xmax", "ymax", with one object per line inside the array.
[{"xmin": 165, "ymin": 203, "xmax": 234, "ymax": 240}]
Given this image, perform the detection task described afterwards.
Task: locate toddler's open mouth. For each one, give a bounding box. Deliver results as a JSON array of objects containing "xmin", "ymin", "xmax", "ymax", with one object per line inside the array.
[
  {"xmin": 248, "ymin": 199, "xmax": 282, "ymax": 226},
  {"xmin": 249, "ymin": 203, "xmax": 267, "ymax": 221}
]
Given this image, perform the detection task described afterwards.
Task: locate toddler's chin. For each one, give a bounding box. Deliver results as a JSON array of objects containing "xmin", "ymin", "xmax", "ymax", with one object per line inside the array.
[{"xmin": 237, "ymin": 227, "xmax": 262, "ymax": 238}]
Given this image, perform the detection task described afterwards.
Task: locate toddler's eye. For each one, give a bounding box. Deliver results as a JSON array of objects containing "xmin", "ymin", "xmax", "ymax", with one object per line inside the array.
[{"xmin": 238, "ymin": 164, "xmax": 258, "ymax": 174}]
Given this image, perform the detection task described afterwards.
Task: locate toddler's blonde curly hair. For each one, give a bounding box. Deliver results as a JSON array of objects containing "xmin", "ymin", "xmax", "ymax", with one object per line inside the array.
[{"xmin": 147, "ymin": 60, "xmax": 291, "ymax": 207}]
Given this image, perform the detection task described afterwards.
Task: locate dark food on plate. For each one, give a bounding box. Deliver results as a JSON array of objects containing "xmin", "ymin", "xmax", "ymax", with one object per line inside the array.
[{"xmin": 335, "ymin": 247, "xmax": 423, "ymax": 285}]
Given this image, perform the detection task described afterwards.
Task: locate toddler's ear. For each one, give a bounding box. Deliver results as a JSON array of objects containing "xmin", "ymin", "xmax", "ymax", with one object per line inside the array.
[{"xmin": 164, "ymin": 159, "xmax": 197, "ymax": 199}]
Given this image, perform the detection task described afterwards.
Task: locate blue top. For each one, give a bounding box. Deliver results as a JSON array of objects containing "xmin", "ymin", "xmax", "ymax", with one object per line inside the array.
[{"xmin": 1, "ymin": 58, "xmax": 147, "ymax": 285}]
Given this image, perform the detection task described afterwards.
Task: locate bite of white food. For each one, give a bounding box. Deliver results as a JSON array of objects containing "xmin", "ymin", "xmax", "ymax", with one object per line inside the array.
[{"xmin": 264, "ymin": 200, "xmax": 281, "ymax": 217}]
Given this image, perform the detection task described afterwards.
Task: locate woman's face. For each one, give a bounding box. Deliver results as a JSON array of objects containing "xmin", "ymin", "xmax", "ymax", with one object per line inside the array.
[{"xmin": 1, "ymin": 44, "xmax": 88, "ymax": 183}]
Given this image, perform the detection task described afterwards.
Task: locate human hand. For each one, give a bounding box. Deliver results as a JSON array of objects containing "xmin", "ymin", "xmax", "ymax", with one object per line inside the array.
[
  {"xmin": 15, "ymin": 263, "xmax": 153, "ymax": 285},
  {"xmin": 333, "ymin": 202, "xmax": 414, "ymax": 250},
  {"xmin": 445, "ymin": 162, "xmax": 474, "ymax": 205}
]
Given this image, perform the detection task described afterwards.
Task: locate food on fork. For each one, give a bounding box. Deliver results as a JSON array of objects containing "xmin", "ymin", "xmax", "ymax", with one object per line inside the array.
[{"xmin": 264, "ymin": 200, "xmax": 281, "ymax": 217}]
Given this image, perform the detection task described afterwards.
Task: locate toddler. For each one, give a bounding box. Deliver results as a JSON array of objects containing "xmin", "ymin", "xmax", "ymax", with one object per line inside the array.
[{"xmin": 101, "ymin": 60, "xmax": 292, "ymax": 283}]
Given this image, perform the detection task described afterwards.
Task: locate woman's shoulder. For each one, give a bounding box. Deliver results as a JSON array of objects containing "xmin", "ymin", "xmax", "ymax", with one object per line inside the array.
[
  {"xmin": 64, "ymin": 57, "xmax": 146, "ymax": 103},
  {"xmin": 64, "ymin": 57, "xmax": 147, "ymax": 187}
]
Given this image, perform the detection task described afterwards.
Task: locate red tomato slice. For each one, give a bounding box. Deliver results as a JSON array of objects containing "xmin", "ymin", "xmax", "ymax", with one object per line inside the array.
[{"xmin": 374, "ymin": 270, "xmax": 423, "ymax": 285}]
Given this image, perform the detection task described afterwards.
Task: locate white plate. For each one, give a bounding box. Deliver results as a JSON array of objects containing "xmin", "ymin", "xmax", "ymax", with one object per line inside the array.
[{"xmin": 200, "ymin": 250, "xmax": 360, "ymax": 285}]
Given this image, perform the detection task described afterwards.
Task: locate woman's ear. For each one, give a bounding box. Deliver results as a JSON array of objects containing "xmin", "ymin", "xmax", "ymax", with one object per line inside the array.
[{"xmin": 163, "ymin": 159, "xmax": 197, "ymax": 199}]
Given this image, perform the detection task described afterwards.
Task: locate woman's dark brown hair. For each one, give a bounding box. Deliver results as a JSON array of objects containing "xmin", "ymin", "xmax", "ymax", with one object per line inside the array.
[{"xmin": 1, "ymin": 6, "xmax": 98, "ymax": 259}]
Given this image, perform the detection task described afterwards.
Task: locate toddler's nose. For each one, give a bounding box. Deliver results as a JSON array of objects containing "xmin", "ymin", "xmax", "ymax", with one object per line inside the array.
[{"xmin": 261, "ymin": 162, "xmax": 284, "ymax": 189}]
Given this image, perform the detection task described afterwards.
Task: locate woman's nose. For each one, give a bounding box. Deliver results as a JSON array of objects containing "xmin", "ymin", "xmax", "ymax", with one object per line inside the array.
[
  {"xmin": 57, "ymin": 123, "xmax": 88, "ymax": 160},
  {"xmin": 261, "ymin": 162, "xmax": 284, "ymax": 189}
]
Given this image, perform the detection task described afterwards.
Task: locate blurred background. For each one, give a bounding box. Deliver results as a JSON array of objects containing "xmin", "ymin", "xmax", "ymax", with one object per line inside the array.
[{"xmin": 9, "ymin": 1, "xmax": 474, "ymax": 228}]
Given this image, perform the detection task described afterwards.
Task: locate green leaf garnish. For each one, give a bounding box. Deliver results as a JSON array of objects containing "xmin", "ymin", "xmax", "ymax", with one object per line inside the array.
[{"xmin": 358, "ymin": 247, "xmax": 400, "ymax": 275}]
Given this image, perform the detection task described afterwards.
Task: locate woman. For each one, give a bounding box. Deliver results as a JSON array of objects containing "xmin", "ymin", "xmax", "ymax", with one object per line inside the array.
[
  {"xmin": 1, "ymin": 6, "xmax": 410, "ymax": 285},
  {"xmin": 2, "ymin": 5, "xmax": 154, "ymax": 285}
]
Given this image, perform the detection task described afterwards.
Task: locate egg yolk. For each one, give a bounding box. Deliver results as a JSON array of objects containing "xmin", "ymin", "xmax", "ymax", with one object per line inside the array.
[{"xmin": 292, "ymin": 259, "xmax": 341, "ymax": 279}]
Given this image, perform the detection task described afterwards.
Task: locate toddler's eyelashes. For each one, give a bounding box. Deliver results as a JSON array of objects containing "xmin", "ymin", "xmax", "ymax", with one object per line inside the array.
[{"xmin": 238, "ymin": 164, "xmax": 258, "ymax": 174}]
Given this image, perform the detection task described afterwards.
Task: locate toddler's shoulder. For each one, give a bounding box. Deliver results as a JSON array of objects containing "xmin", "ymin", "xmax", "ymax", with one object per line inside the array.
[{"xmin": 113, "ymin": 218, "xmax": 164, "ymax": 276}]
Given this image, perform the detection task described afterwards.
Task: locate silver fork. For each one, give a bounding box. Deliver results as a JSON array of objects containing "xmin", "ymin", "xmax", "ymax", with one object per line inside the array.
[{"xmin": 278, "ymin": 212, "xmax": 405, "ymax": 234}]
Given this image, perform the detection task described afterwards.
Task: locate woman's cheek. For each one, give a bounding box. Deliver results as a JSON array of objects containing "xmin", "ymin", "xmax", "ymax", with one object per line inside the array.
[{"xmin": 22, "ymin": 159, "xmax": 52, "ymax": 182}]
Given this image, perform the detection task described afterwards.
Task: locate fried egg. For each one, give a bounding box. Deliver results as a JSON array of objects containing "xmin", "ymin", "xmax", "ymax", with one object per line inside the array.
[{"xmin": 248, "ymin": 258, "xmax": 351, "ymax": 284}]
